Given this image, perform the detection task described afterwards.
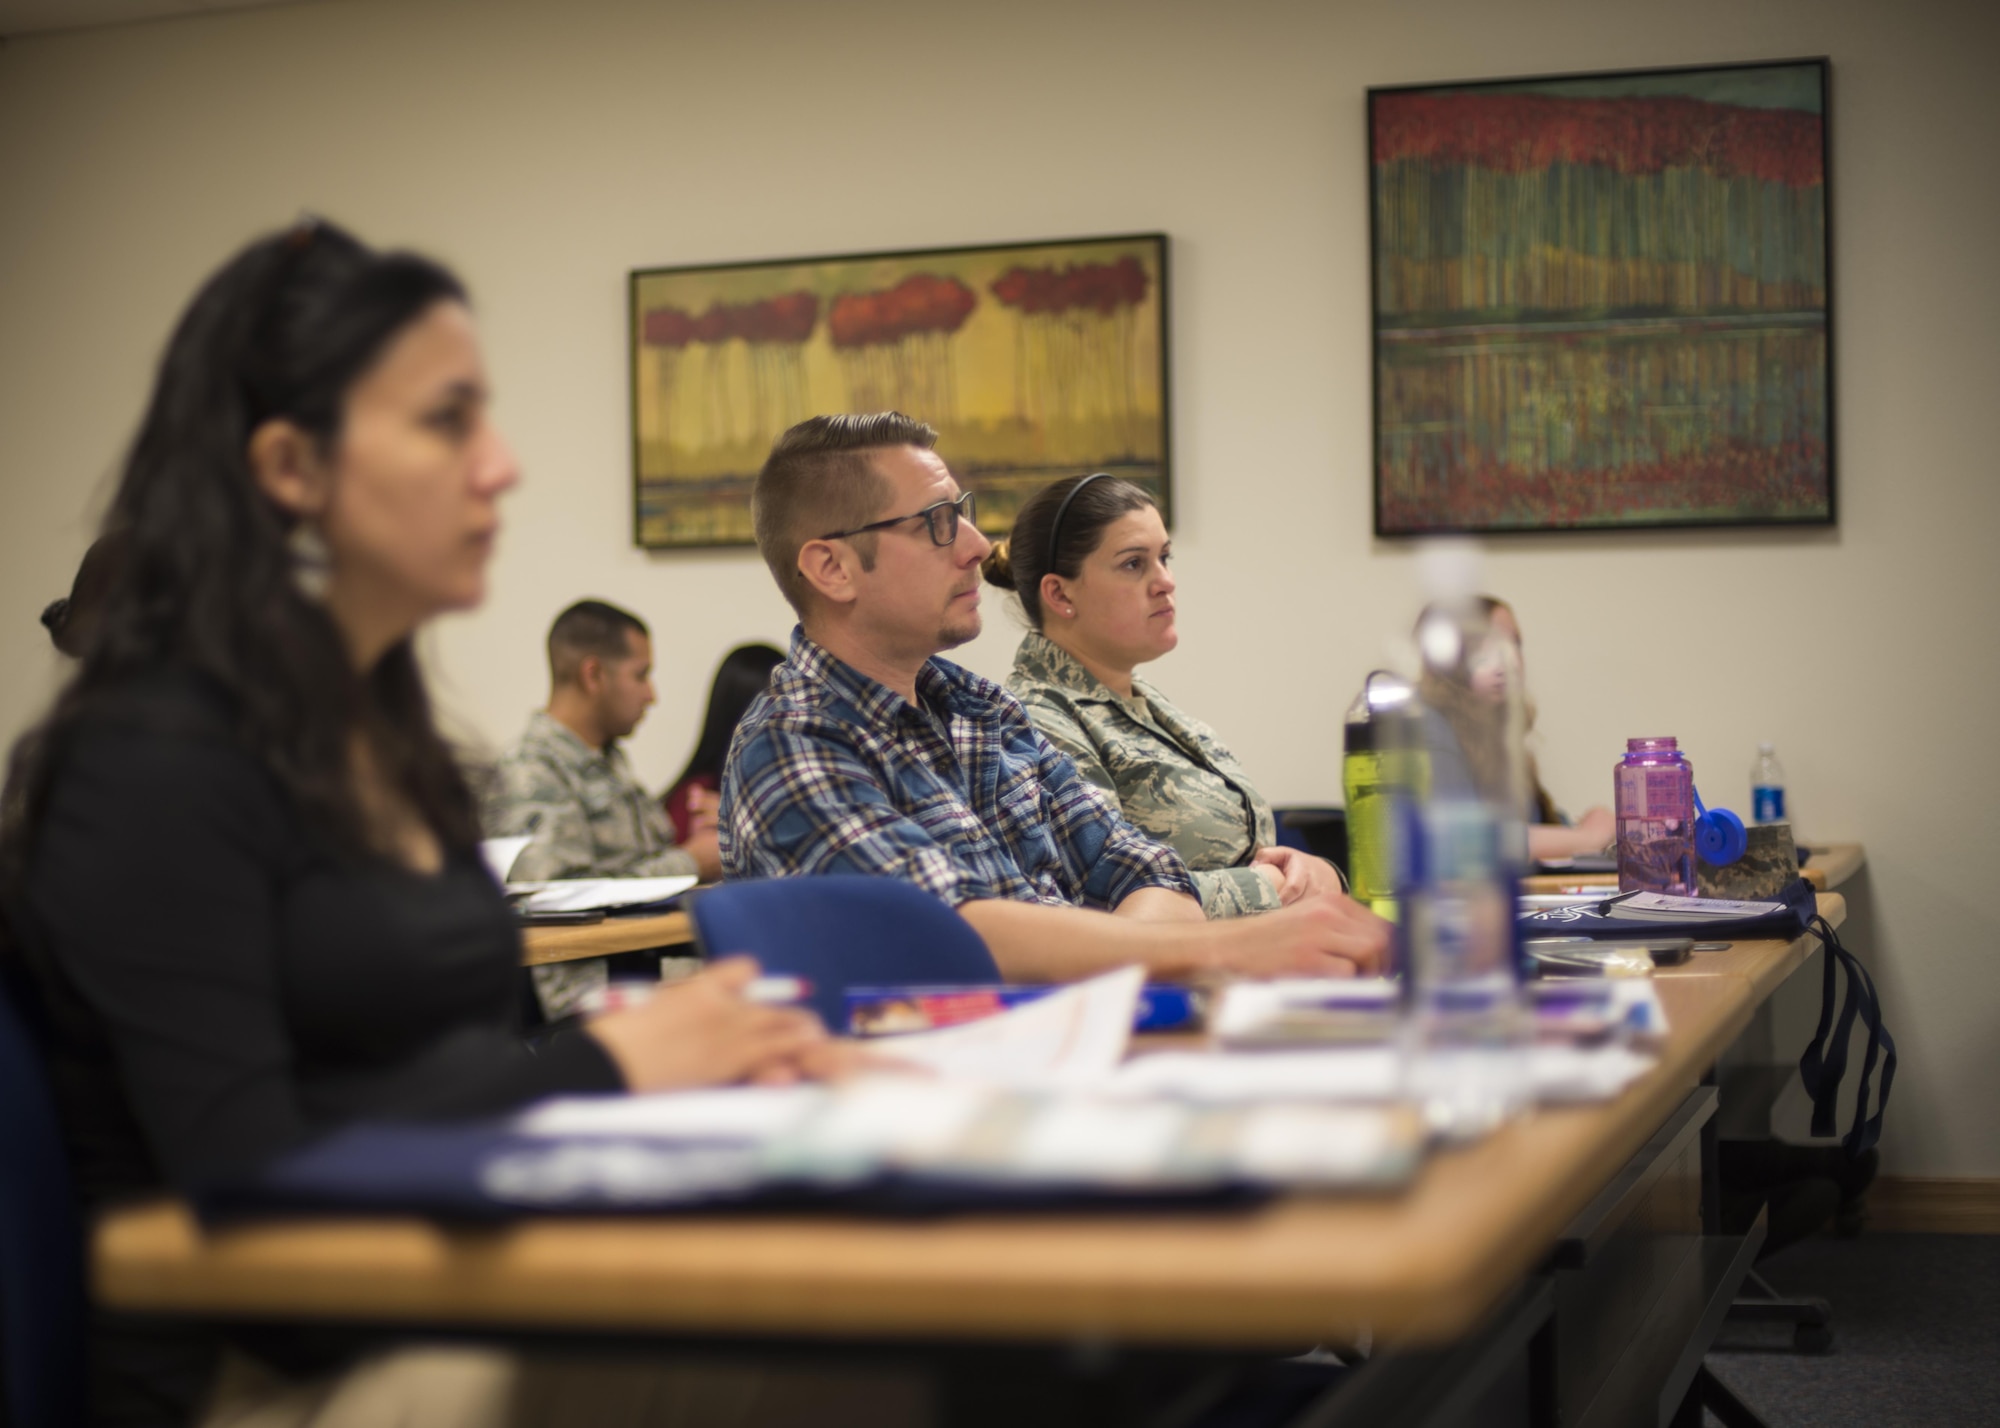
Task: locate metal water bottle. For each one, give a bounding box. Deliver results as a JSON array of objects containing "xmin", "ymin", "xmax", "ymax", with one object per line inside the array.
[{"xmin": 1615, "ymin": 737, "xmax": 1697, "ymax": 895}]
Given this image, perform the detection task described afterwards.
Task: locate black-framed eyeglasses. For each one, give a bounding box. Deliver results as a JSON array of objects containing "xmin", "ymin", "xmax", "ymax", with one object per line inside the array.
[{"xmin": 820, "ymin": 491, "xmax": 977, "ymax": 548}]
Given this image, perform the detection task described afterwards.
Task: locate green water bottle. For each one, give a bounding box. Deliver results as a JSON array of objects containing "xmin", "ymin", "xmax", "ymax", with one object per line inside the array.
[{"xmin": 1342, "ymin": 671, "xmax": 1427, "ymax": 920}]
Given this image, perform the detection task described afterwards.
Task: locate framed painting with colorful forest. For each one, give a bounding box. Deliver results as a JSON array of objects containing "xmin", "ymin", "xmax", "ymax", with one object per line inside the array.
[
  {"xmin": 1368, "ymin": 60, "xmax": 1832, "ymax": 535},
  {"xmin": 630, "ymin": 234, "xmax": 1170, "ymax": 549}
]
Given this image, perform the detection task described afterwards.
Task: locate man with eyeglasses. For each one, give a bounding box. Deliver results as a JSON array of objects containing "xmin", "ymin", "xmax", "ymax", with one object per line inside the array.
[{"xmin": 719, "ymin": 412, "xmax": 1387, "ymax": 983}]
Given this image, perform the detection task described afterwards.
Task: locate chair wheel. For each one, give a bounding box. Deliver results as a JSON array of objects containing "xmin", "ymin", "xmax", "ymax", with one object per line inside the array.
[{"xmin": 1794, "ymin": 1324, "xmax": 1834, "ymax": 1354}]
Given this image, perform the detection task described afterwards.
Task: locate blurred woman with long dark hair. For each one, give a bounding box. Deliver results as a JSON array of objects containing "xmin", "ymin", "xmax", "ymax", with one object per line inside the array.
[
  {"xmin": 663, "ymin": 641, "xmax": 784, "ymax": 844},
  {"xmin": 0, "ymin": 220, "xmax": 853, "ymax": 1426}
]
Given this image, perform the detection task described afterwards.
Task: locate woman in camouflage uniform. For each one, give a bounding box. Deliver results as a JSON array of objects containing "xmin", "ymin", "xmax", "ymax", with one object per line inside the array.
[{"xmin": 982, "ymin": 473, "xmax": 1344, "ymax": 918}]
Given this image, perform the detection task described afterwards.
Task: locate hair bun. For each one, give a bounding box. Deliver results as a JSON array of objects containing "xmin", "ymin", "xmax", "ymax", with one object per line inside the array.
[{"xmin": 980, "ymin": 538, "xmax": 1017, "ymax": 591}]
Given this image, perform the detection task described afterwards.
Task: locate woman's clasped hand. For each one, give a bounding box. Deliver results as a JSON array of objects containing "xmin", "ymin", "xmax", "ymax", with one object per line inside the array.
[{"xmin": 585, "ymin": 957, "xmax": 863, "ymax": 1090}]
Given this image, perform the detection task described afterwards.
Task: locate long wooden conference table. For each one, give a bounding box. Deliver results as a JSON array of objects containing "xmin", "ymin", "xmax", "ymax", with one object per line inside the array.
[
  {"xmin": 522, "ymin": 842, "xmax": 1864, "ymax": 968},
  {"xmin": 1521, "ymin": 842, "xmax": 1863, "ymax": 896},
  {"xmin": 94, "ymin": 893, "xmax": 1848, "ymax": 1426}
]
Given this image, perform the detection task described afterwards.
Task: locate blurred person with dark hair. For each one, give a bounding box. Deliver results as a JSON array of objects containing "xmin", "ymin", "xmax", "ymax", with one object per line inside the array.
[
  {"xmin": 662, "ymin": 641, "xmax": 784, "ymax": 843},
  {"xmin": 1416, "ymin": 595, "xmax": 1614, "ymax": 863},
  {"xmin": 40, "ymin": 528, "xmax": 129, "ymax": 659},
  {"xmin": 0, "ymin": 220, "xmax": 860, "ymax": 1427}
]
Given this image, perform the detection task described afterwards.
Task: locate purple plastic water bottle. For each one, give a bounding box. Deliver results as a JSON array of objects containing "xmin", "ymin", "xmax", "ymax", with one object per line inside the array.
[{"xmin": 1615, "ymin": 737, "xmax": 1697, "ymax": 895}]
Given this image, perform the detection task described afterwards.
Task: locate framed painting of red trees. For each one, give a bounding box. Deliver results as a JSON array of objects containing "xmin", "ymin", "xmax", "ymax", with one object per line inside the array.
[
  {"xmin": 1368, "ymin": 60, "xmax": 1832, "ymax": 536},
  {"xmin": 630, "ymin": 234, "xmax": 1170, "ymax": 549}
]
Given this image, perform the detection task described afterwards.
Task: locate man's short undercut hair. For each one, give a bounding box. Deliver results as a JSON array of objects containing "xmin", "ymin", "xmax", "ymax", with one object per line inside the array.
[
  {"xmin": 547, "ymin": 599, "xmax": 648, "ymax": 687},
  {"xmin": 754, "ymin": 412, "xmax": 938, "ymax": 616}
]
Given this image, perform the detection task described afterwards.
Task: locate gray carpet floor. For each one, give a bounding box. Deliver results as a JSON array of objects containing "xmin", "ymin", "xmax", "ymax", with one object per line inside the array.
[{"xmin": 1705, "ymin": 1233, "xmax": 2000, "ymax": 1426}]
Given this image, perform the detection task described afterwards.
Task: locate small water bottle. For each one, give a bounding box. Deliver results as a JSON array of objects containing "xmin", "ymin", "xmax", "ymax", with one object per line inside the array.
[
  {"xmin": 1615, "ymin": 737, "xmax": 1696, "ymax": 895},
  {"xmin": 1751, "ymin": 743, "xmax": 1787, "ymax": 825}
]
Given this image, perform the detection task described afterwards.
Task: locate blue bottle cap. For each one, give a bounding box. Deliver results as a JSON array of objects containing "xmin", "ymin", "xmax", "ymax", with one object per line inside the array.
[{"xmin": 1695, "ymin": 807, "xmax": 1748, "ymax": 866}]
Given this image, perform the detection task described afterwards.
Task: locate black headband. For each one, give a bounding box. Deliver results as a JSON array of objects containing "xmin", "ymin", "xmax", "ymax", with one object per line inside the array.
[{"xmin": 1046, "ymin": 472, "xmax": 1113, "ymax": 577}]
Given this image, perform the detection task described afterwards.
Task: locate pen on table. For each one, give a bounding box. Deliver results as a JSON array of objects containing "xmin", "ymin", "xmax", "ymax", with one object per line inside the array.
[
  {"xmin": 745, "ymin": 976, "xmax": 811, "ymax": 1006},
  {"xmin": 581, "ymin": 975, "xmax": 811, "ymax": 1017}
]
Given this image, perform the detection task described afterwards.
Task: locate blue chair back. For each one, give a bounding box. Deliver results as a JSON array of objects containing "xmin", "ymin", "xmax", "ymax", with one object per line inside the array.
[
  {"xmin": 690, "ymin": 876, "xmax": 1001, "ymax": 1030},
  {"xmin": 0, "ymin": 972, "xmax": 86, "ymax": 1428}
]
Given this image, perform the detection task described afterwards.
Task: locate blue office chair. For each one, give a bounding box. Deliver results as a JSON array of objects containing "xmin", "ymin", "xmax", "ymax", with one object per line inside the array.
[
  {"xmin": 0, "ymin": 970, "xmax": 86, "ymax": 1428},
  {"xmin": 689, "ymin": 876, "xmax": 1001, "ymax": 1030}
]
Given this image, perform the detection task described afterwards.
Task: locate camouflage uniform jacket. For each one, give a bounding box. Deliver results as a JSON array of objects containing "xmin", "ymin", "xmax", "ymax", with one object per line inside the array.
[
  {"xmin": 1007, "ymin": 632, "xmax": 1281, "ymax": 918},
  {"xmin": 485, "ymin": 711, "xmax": 696, "ymax": 882},
  {"xmin": 484, "ymin": 711, "xmax": 697, "ymax": 1020}
]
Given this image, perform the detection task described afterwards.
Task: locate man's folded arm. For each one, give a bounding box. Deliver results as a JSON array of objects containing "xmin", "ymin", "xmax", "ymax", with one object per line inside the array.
[{"xmin": 954, "ymin": 898, "xmax": 1215, "ymax": 981}]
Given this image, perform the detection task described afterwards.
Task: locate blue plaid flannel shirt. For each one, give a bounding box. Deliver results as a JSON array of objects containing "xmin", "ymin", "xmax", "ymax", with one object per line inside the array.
[{"xmin": 719, "ymin": 629, "xmax": 1196, "ymax": 909}]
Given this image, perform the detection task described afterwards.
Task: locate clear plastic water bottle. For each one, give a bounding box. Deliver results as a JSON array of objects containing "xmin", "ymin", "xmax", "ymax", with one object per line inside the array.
[
  {"xmin": 1402, "ymin": 796, "xmax": 1529, "ymax": 1138},
  {"xmin": 1615, "ymin": 737, "xmax": 1696, "ymax": 895},
  {"xmin": 1751, "ymin": 743, "xmax": 1787, "ymax": 825},
  {"xmin": 1401, "ymin": 549, "xmax": 1531, "ymax": 1140},
  {"xmin": 1342, "ymin": 671, "xmax": 1426, "ymax": 921}
]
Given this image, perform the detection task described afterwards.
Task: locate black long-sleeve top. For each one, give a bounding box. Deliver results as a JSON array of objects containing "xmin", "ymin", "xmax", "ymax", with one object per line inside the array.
[{"xmin": 9, "ymin": 668, "xmax": 623, "ymax": 1423}]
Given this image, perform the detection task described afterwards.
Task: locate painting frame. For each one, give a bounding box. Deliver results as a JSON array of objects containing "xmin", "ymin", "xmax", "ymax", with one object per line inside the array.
[
  {"xmin": 629, "ymin": 232, "xmax": 1172, "ymax": 551},
  {"xmin": 1367, "ymin": 58, "xmax": 1835, "ymax": 538}
]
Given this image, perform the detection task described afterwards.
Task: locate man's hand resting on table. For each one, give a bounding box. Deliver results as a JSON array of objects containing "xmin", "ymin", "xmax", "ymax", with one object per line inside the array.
[{"xmin": 1209, "ymin": 891, "xmax": 1390, "ymax": 978}]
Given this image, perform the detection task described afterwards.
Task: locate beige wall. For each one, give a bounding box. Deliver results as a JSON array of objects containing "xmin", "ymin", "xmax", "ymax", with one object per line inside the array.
[{"xmin": 2, "ymin": 0, "xmax": 1995, "ymax": 1174}]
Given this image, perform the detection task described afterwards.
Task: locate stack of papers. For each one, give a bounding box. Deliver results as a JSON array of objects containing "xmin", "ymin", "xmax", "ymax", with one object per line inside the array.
[
  {"xmin": 866, "ymin": 964, "xmax": 1143, "ymax": 1088},
  {"xmin": 1605, "ymin": 892, "xmax": 1783, "ymax": 922},
  {"xmin": 217, "ymin": 967, "xmax": 1673, "ymax": 1220},
  {"xmin": 477, "ymin": 838, "xmax": 697, "ymax": 914},
  {"xmin": 506, "ymin": 876, "xmax": 698, "ymax": 914},
  {"xmin": 510, "ymin": 969, "xmax": 1426, "ymax": 1196},
  {"xmin": 1110, "ymin": 1042, "xmax": 1656, "ymax": 1108},
  {"xmin": 517, "ymin": 1081, "xmax": 1423, "ymax": 1196}
]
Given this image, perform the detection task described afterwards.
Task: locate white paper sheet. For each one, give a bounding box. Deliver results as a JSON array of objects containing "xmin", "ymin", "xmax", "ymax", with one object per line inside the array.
[
  {"xmin": 1112, "ymin": 1048, "xmax": 1407, "ymax": 1102},
  {"xmin": 480, "ymin": 836, "xmax": 533, "ymax": 883},
  {"xmin": 1607, "ymin": 891, "xmax": 1782, "ymax": 921},
  {"xmin": 518, "ymin": 1085, "xmax": 824, "ymax": 1141},
  {"xmin": 1110, "ymin": 1042, "xmax": 1657, "ymax": 1107},
  {"xmin": 1211, "ymin": 977, "xmax": 1400, "ymax": 1044},
  {"xmin": 506, "ymin": 876, "xmax": 698, "ymax": 913},
  {"xmin": 870, "ymin": 965, "xmax": 1144, "ymax": 1089},
  {"xmin": 1526, "ymin": 1044, "xmax": 1658, "ymax": 1102}
]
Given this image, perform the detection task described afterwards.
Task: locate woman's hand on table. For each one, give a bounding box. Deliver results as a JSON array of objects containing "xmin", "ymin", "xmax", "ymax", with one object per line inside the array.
[
  {"xmin": 1251, "ymin": 845, "xmax": 1345, "ymax": 905},
  {"xmin": 681, "ymin": 825, "xmax": 724, "ymax": 882},
  {"xmin": 1574, "ymin": 806, "xmax": 1615, "ymax": 849},
  {"xmin": 1529, "ymin": 806, "xmax": 1616, "ymax": 861},
  {"xmin": 587, "ymin": 956, "xmax": 831, "ymax": 1092},
  {"xmin": 685, "ymin": 784, "xmax": 721, "ymax": 836}
]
